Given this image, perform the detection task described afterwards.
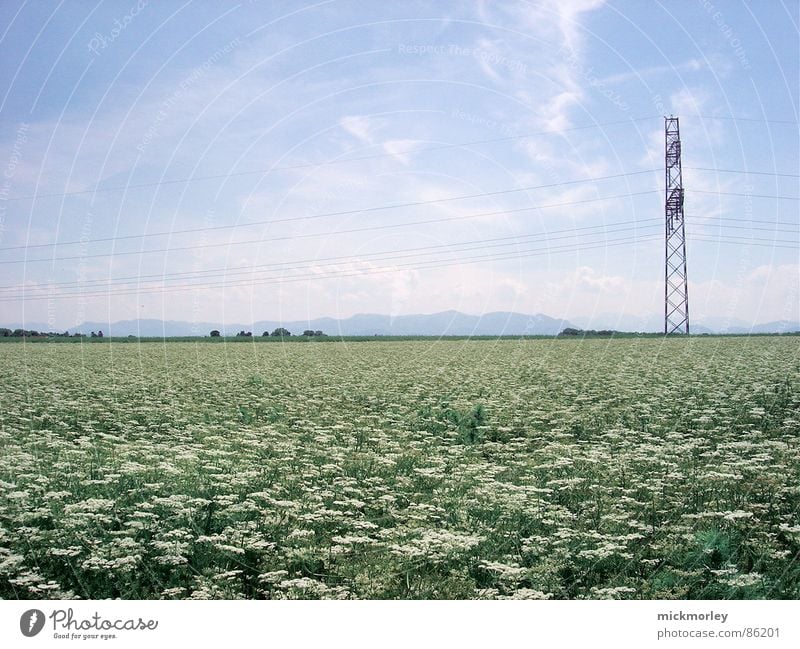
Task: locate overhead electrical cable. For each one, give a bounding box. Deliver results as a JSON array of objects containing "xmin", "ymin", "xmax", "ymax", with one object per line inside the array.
[
  {"xmin": 685, "ymin": 167, "xmax": 800, "ymax": 178},
  {"xmin": 685, "ymin": 215, "xmax": 799, "ymax": 227},
  {"xmin": 4, "ymin": 116, "xmax": 660, "ymax": 203},
  {"xmin": 689, "ymin": 236, "xmax": 799, "ymax": 250},
  {"xmin": 695, "ymin": 190, "xmax": 799, "ymax": 200},
  {"xmin": 685, "ymin": 232, "xmax": 800, "ymax": 246},
  {"xmin": 0, "ymin": 234, "xmax": 662, "ymax": 303},
  {"xmin": 0, "ymin": 188, "xmax": 661, "ymax": 265},
  {"xmin": 5, "ymin": 168, "xmax": 798, "ymax": 254},
  {"xmin": 0, "ymin": 218, "xmax": 661, "ymax": 292},
  {"xmin": 6, "ymin": 230, "xmax": 796, "ymax": 304},
  {"xmin": 2, "ymin": 226, "xmax": 663, "ymax": 298},
  {"xmin": 0, "ymin": 171, "xmax": 658, "ymax": 252},
  {"xmin": 2, "ymin": 217, "xmax": 793, "ymax": 295},
  {"xmin": 692, "ymin": 114, "xmax": 799, "ymax": 126}
]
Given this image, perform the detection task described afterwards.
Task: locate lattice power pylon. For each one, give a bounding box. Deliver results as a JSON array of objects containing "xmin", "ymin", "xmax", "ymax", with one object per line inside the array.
[{"xmin": 664, "ymin": 116, "xmax": 689, "ymax": 335}]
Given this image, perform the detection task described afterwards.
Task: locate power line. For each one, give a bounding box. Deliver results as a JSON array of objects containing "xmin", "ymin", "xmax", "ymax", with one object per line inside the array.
[
  {"xmin": 0, "ymin": 194, "xmax": 788, "ymax": 264},
  {"xmin": 0, "ymin": 234, "xmax": 662, "ymax": 303},
  {"xmin": 686, "ymin": 232, "xmax": 800, "ymax": 246},
  {"xmin": 6, "ymin": 235, "xmax": 661, "ymax": 302},
  {"xmin": 9, "ymin": 225, "xmax": 797, "ymax": 303},
  {"xmin": 0, "ymin": 221, "xmax": 662, "ymax": 294},
  {"xmin": 4, "ymin": 116, "xmax": 660, "ymax": 203},
  {"xmin": 4, "ymin": 217, "xmax": 790, "ymax": 294},
  {"xmin": 5, "ymin": 226, "xmax": 796, "ymax": 303},
  {"xmin": 695, "ymin": 190, "xmax": 800, "ymax": 200},
  {"xmin": 0, "ymin": 170, "xmax": 658, "ymax": 252},
  {"xmin": 692, "ymin": 114, "xmax": 799, "ymax": 126},
  {"xmin": 4, "ymin": 113, "xmax": 793, "ymax": 204},
  {"xmin": 685, "ymin": 215, "xmax": 799, "ymax": 227},
  {"xmin": 706, "ymin": 225, "xmax": 798, "ymax": 234},
  {"xmin": 685, "ymin": 167, "xmax": 800, "ymax": 178},
  {"xmin": 689, "ymin": 235, "xmax": 799, "ymax": 249},
  {"xmin": 0, "ymin": 188, "xmax": 660, "ymax": 265},
  {"xmin": 686, "ymin": 222, "xmax": 798, "ymax": 234},
  {"xmin": 4, "ymin": 168, "xmax": 796, "ymax": 255}
]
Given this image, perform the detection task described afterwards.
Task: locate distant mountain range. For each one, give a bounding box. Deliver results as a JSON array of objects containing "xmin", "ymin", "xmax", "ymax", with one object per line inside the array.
[
  {"xmin": 9, "ymin": 311, "xmax": 572, "ymax": 337},
  {"xmin": 569, "ymin": 313, "xmax": 800, "ymax": 335},
  {"xmin": 7, "ymin": 311, "xmax": 799, "ymax": 337}
]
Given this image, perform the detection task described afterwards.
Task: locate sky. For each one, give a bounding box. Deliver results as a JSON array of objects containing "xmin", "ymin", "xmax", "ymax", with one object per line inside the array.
[{"xmin": 0, "ymin": 0, "xmax": 797, "ymax": 331}]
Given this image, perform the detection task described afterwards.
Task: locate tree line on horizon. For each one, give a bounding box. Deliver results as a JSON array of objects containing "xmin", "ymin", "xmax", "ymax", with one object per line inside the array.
[
  {"xmin": 0, "ymin": 327, "xmax": 325, "ymax": 339},
  {"xmin": 0, "ymin": 328, "xmax": 96, "ymax": 338},
  {"xmin": 210, "ymin": 328, "xmax": 326, "ymax": 338}
]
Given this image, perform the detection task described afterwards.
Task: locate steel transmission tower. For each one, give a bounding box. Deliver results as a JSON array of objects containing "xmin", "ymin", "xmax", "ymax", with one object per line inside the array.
[{"xmin": 664, "ymin": 116, "xmax": 689, "ymax": 334}]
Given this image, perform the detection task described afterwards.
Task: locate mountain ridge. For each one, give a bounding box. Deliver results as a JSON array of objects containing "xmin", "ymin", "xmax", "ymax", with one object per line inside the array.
[{"xmin": 5, "ymin": 311, "xmax": 799, "ymax": 337}]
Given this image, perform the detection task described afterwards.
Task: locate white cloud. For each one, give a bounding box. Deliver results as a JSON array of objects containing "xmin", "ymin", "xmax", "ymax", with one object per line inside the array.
[
  {"xmin": 572, "ymin": 265, "xmax": 625, "ymax": 292},
  {"xmin": 340, "ymin": 115, "xmax": 379, "ymax": 144},
  {"xmin": 599, "ymin": 59, "xmax": 708, "ymax": 86},
  {"xmin": 475, "ymin": 0, "xmax": 608, "ymax": 132},
  {"xmin": 690, "ymin": 263, "xmax": 800, "ymax": 325},
  {"xmin": 382, "ymin": 139, "xmax": 419, "ymax": 165},
  {"xmin": 670, "ymin": 86, "xmax": 709, "ymax": 116}
]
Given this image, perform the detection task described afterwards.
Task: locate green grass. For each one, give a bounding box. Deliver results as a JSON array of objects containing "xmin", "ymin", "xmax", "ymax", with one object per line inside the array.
[{"xmin": 0, "ymin": 337, "xmax": 798, "ymax": 599}]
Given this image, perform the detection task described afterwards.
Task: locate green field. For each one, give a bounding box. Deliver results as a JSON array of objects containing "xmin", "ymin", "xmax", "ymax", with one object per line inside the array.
[{"xmin": 1, "ymin": 337, "xmax": 798, "ymax": 599}]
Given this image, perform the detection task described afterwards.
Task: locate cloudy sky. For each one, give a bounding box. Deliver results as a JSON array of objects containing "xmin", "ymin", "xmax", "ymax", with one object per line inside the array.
[{"xmin": 0, "ymin": 0, "xmax": 797, "ymax": 331}]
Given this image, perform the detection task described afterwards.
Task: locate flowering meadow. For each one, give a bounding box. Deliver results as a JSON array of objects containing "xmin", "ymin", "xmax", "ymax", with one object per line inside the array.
[{"xmin": 1, "ymin": 337, "xmax": 798, "ymax": 599}]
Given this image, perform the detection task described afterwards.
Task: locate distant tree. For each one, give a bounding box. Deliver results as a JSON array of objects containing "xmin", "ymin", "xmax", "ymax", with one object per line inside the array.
[
  {"xmin": 97, "ymin": 330, "xmax": 103, "ymax": 338},
  {"xmin": 271, "ymin": 327, "xmax": 291, "ymax": 337},
  {"xmin": 558, "ymin": 327, "xmax": 620, "ymax": 338},
  {"xmin": 210, "ymin": 330, "xmax": 221, "ymax": 337},
  {"xmin": 261, "ymin": 331, "xmax": 270, "ymax": 337},
  {"xmin": 302, "ymin": 330, "xmax": 315, "ymax": 337},
  {"xmin": 0, "ymin": 328, "xmax": 11, "ymax": 337},
  {"xmin": 313, "ymin": 330, "xmax": 324, "ymax": 337}
]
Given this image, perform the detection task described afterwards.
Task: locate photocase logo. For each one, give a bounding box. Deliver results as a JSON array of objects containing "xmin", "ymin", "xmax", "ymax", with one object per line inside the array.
[{"xmin": 20, "ymin": 609, "xmax": 45, "ymax": 637}]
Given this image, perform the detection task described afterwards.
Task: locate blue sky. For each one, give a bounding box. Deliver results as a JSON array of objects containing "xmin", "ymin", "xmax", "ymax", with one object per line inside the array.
[{"xmin": 0, "ymin": 0, "xmax": 797, "ymax": 331}]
